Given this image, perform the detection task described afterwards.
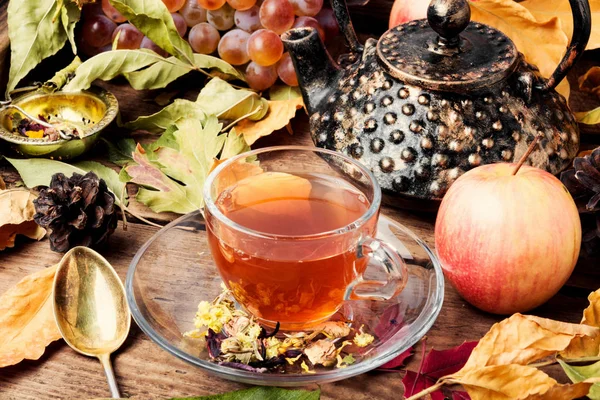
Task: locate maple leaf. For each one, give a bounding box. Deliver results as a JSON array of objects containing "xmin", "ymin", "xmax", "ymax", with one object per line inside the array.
[
  {"xmin": 378, "ymin": 346, "xmax": 414, "ymax": 371},
  {"xmin": 121, "ymin": 116, "xmax": 250, "ymax": 214},
  {"xmin": 0, "ymin": 265, "xmax": 61, "ymax": 368},
  {"xmin": 0, "ymin": 189, "xmax": 46, "ymax": 250},
  {"xmin": 235, "ymin": 97, "xmax": 304, "ymax": 146},
  {"xmin": 402, "ymin": 342, "xmax": 477, "ymax": 399}
]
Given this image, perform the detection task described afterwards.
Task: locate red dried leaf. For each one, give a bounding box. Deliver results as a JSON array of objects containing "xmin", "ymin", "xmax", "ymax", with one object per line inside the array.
[
  {"xmin": 377, "ymin": 346, "xmax": 414, "ymax": 370},
  {"xmin": 402, "ymin": 371, "xmax": 446, "ymax": 400},
  {"xmin": 402, "ymin": 341, "xmax": 478, "ymax": 399},
  {"xmin": 452, "ymin": 391, "xmax": 471, "ymax": 400},
  {"xmin": 421, "ymin": 341, "xmax": 478, "ymax": 379},
  {"xmin": 374, "ymin": 304, "xmax": 406, "ymax": 341}
]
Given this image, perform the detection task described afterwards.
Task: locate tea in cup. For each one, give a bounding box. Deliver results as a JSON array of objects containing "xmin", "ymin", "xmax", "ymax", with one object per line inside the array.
[{"xmin": 203, "ymin": 146, "xmax": 407, "ymax": 330}]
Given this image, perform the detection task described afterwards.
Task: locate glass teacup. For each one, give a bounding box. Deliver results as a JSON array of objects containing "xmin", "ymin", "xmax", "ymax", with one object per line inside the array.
[{"xmin": 203, "ymin": 146, "xmax": 408, "ymax": 330}]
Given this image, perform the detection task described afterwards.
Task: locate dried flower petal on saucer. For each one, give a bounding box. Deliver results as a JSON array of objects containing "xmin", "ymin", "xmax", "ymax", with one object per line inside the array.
[
  {"xmin": 305, "ymin": 340, "xmax": 338, "ymax": 367},
  {"xmin": 186, "ymin": 283, "xmax": 377, "ymax": 373},
  {"xmin": 354, "ymin": 325, "xmax": 375, "ymax": 347}
]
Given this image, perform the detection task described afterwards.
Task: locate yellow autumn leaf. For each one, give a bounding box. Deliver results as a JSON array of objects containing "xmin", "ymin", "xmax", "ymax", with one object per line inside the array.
[
  {"xmin": 446, "ymin": 364, "xmax": 592, "ymax": 400},
  {"xmin": 583, "ymin": 289, "xmax": 600, "ymax": 327},
  {"xmin": 0, "ymin": 265, "xmax": 61, "ymax": 368},
  {"xmin": 462, "ymin": 314, "xmax": 599, "ymax": 371},
  {"xmin": 519, "ymin": 0, "xmax": 600, "ymax": 51},
  {"xmin": 561, "ymin": 288, "xmax": 600, "ymax": 359},
  {"xmin": 469, "ymin": 0, "xmax": 570, "ymax": 99},
  {"xmin": 235, "ymin": 98, "xmax": 304, "ymax": 146},
  {"xmin": 0, "ymin": 189, "xmax": 46, "ymax": 251}
]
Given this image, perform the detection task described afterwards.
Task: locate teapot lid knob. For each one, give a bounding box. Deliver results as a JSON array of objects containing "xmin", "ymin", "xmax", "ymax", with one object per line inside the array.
[
  {"xmin": 427, "ymin": 0, "xmax": 470, "ymax": 48},
  {"xmin": 376, "ymin": 0, "xmax": 519, "ymax": 92}
]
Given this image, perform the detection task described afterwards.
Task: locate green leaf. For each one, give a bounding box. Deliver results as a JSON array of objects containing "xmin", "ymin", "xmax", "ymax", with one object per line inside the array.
[
  {"xmin": 576, "ymin": 107, "xmax": 600, "ymax": 125},
  {"xmin": 559, "ymin": 359, "xmax": 600, "ymax": 399},
  {"xmin": 221, "ymin": 128, "xmax": 249, "ymax": 159},
  {"xmin": 192, "ymin": 54, "xmax": 245, "ymax": 81},
  {"xmin": 103, "ymin": 138, "xmax": 137, "ymax": 166},
  {"xmin": 196, "ymin": 78, "xmax": 268, "ymax": 121},
  {"xmin": 124, "ymin": 57, "xmax": 195, "ymax": 90},
  {"xmin": 63, "ymin": 49, "xmax": 169, "ymax": 92},
  {"xmin": 124, "ymin": 54, "xmax": 244, "ymax": 90},
  {"xmin": 269, "ymin": 85, "xmax": 302, "ymax": 101},
  {"xmin": 123, "ymin": 116, "xmax": 248, "ymax": 214},
  {"xmin": 110, "ymin": 0, "xmax": 194, "ymax": 64},
  {"xmin": 60, "ymin": 1, "xmax": 80, "ymax": 55},
  {"xmin": 122, "ymin": 99, "xmax": 205, "ymax": 133},
  {"xmin": 43, "ymin": 56, "xmax": 82, "ymax": 92},
  {"xmin": 7, "ymin": 0, "xmax": 73, "ymax": 95},
  {"xmin": 5, "ymin": 158, "xmax": 125, "ymax": 205},
  {"xmin": 170, "ymin": 387, "xmax": 320, "ymax": 400}
]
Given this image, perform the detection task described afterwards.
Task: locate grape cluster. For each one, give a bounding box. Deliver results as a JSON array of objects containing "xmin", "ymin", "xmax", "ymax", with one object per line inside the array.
[{"xmin": 80, "ymin": 0, "xmax": 340, "ymax": 91}]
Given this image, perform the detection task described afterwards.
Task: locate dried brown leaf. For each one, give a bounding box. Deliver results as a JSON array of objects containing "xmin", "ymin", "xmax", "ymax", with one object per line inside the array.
[
  {"xmin": 579, "ymin": 67, "xmax": 600, "ymax": 97},
  {"xmin": 469, "ymin": 0, "xmax": 570, "ymax": 99},
  {"xmin": 0, "ymin": 189, "xmax": 46, "ymax": 251},
  {"xmin": 0, "ymin": 176, "xmax": 5, "ymax": 190},
  {"xmin": 309, "ymin": 321, "xmax": 352, "ymax": 338},
  {"xmin": 448, "ymin": 364, "xmax": 591, "ymax": 400},
  {"xmin": 519, "ymin": 0, "xmax": 600, "ymax": 51},
  {"xmin": 0, "ymin": 265, "xmax": 61, "ymax": 368},
  {"xmin": 560, "ymin": 289, "xmax": 600, "ymax": 359},
  {"xmin": 582, "ymin": 289, "xmax": 600, "ymax": 327},
  {"xmin": 462, "ymin": 314, "xmax": 599, "ymax": 371},
  {"xmin": 235, "ymin": 98, "xmax": 304, "ymax": 146}
]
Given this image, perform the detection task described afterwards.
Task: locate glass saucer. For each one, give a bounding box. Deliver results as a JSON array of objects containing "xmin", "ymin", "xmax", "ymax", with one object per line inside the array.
[{"xmin": 126, "ymin": 210, "xmax": 444, "ymax": 386}]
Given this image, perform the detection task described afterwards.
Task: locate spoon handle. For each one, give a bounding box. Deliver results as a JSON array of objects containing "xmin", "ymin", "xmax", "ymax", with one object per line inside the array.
[{"xmin": 98, "ymin": 353, "xmax": 121, "ymax": 398}]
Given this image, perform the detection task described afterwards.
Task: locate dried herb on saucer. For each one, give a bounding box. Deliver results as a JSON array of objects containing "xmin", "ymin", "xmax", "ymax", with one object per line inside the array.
[{"xmin": 184, "ymin": 284, "xmax": 375, "ymax": 373}]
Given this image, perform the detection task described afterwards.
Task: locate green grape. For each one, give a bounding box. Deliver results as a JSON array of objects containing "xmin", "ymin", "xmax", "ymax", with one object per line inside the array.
[
  {"xmin": 172, "ymin": 12, "xmax": 188, "ymax": 36},
  {"xmin": 162, "ymin": 0, "xmax": 186, "ymax": 12},
  {"xmin": 218, "ymin": 29, "xmax": 251, "ymax": 65},
  {"xmin": 246, "ymin": 62, "xmax": 278, "ymax": 90},
  {"xmin": 234, "ymin": 6, "xmax": 262, "ymax": 32},
  {"xmin": 180, "ymin": 0, "xmax": 208, "ymax": 26},
  {"xmin": 189, "ymin": 22, "xmax": 221, "ymax": 54},
  {"xmin": 112, "ymin": 23, "xmax": 144, "ymax": 49},
  {"xmin": 277, "ymin": 52, "xmax": 299, "ymax": 86},
  {"xmin": 226, "ymin": 0, "xmax": 256, "ymax": 11},
  {"xmin": 247, "ymin": 29, "xmax": 283, "ymax": 66},
  {"xmin": 292, "ymin": 16, "xmax": 325, "ymax": 41},
  {"xmin": 259, "ymin": 0, "xmax": 295, "ymax": 35},
  {"xmin": 82, "ymin": 14, "xmax": 117, "ymax": 48},
  {"xmin": 198, "ymin": 0, "xmax": 227, "ymax": 11},
  {"xmin": 207, "ymin": 4, "xmax": 235, "ymax": 30},
  {"xmin": 289, "ymin": 0, "xmax": 323, "ymax": 17}
]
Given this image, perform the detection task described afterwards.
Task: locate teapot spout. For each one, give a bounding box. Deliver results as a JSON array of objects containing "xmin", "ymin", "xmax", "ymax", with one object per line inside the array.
[{"xmin": 282, "ymin": 28, "xmax": 340, "ymax": 115}]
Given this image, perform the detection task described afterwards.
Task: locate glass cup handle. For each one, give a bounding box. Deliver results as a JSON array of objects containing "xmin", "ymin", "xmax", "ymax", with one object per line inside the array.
[{"xmin": 345, "ymin": 237, "xmax": 409, "ymax": 301}]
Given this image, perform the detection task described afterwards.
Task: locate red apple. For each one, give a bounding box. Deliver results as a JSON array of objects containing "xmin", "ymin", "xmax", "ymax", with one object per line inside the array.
[
  {"xmin": 434, "ymin": 163, "xmax": 582, "ymax": 314},
  {"xmin": 389, "ymin": 0, "xmax": 429, "ymax": 28}
]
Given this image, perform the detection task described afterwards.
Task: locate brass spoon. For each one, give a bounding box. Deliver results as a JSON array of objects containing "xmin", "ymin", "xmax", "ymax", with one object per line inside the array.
[{"xmin": 53, "ymin": 246, "xmax": 131, "ymax": 398}]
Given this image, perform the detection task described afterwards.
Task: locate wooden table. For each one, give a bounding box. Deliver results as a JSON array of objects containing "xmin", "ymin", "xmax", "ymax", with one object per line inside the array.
[{"xmin": 1, "ymin": 5, "xmax": 600, "ymax": 399}]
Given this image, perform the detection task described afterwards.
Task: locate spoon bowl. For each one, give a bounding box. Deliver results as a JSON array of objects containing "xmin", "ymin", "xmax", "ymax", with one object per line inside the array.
[{"xmin": 53, "ymin": 246, "xmax": 131, "ymax": 398}]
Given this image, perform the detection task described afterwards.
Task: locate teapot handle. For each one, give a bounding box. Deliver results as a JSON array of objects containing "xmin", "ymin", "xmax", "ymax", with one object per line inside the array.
[
  {"xmin": 543, "ymin": 0, "xmax": 591, "ymax": 90},
  {"xmin": 330, "ymin": 0, "xmax": 364, "ymax": 53}
]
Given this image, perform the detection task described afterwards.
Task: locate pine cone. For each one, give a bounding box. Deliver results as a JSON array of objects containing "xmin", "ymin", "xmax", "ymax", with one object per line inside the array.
[
  {"xmin": 561, "ymin": 147, "xmax": 600, "ymax": 255},
  {"xmin": 33, "ymin": 171, "xmax": 118, "ymax": 252}
]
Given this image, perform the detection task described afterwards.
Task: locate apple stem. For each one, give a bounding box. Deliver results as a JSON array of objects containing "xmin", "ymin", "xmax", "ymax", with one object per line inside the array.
[{"xmin": 512, "ymin": 133, "xmax": 543, "ymax": 175}]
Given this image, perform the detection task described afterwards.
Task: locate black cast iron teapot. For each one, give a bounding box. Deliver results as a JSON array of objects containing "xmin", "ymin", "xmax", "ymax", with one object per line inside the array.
[{"xmin": 281, "ymin": 0, "xmax": 591, "ymax": 202}]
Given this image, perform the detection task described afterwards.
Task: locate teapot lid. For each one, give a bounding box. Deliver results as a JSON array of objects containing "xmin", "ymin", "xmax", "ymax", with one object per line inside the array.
[{"xmin": 377, "ymin": 0, "xmax": 518, "ymax": 92}]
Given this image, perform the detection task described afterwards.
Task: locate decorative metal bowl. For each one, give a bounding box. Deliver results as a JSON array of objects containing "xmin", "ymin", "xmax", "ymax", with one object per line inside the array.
[{"xmin": 0, "ymin": 86, "xmax": 118, "ymax": 160}]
